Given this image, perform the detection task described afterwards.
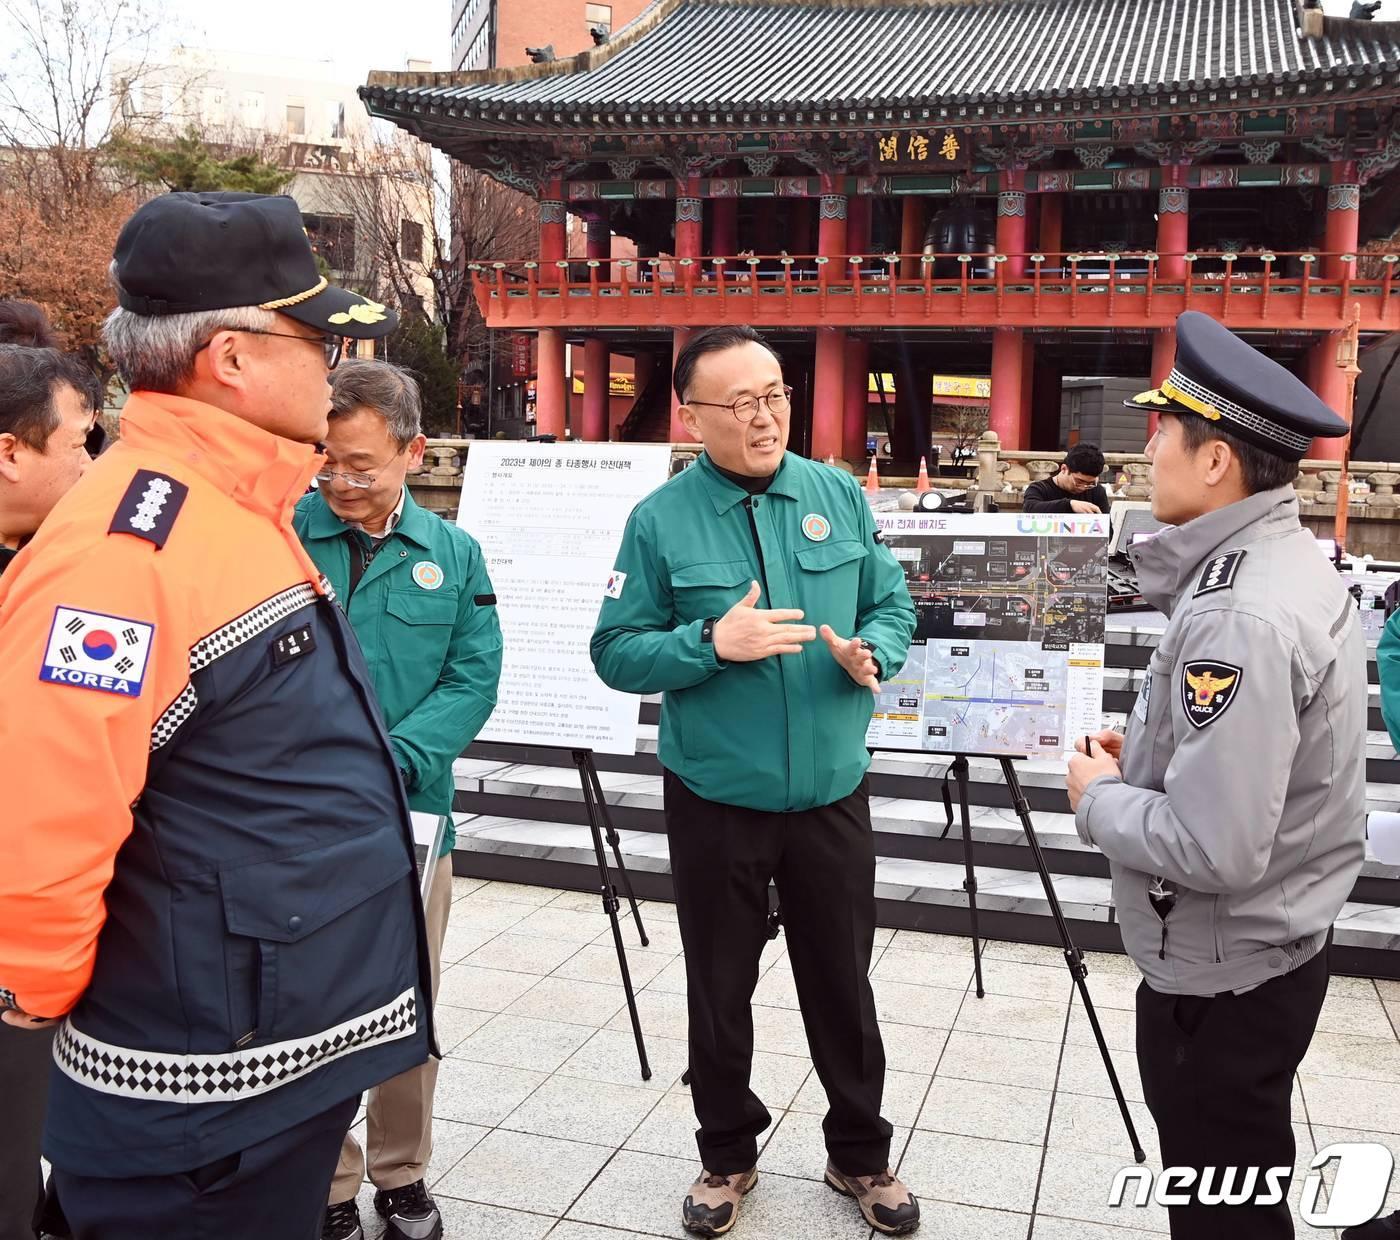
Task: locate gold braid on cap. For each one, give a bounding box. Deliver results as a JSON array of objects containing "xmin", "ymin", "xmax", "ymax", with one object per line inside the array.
[{"xmin": 259, "ymin": 277, "xmax": 329, "ymax": 311}]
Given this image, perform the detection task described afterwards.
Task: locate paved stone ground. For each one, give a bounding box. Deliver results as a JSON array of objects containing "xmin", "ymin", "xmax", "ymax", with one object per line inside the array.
[{"xmin": 346, "ymin": 876, "xmax": 1400, "ymax": 1239}]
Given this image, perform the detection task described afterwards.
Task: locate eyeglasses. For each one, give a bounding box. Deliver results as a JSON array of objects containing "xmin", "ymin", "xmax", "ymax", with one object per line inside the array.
[
  {"xmin": 686, "ymin": 385, "xmax": 793, "ymax": 424},
  {"xmin": 195, "ymin": 329, "xmax": 344, "ymax": 370},
  {"xmin": 314, "ymin": 446, "xmax": 405, "ymax": 490}
]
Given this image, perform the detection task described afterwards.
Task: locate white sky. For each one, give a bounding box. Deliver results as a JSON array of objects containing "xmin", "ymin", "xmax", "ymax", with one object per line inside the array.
[
  {"xmin": 154, "ymin": 0, "xmax": 1379, "ymax": 93},
  {"xmin": 154, "ymin": 0, "xmax": 447, "ymax": 83}
]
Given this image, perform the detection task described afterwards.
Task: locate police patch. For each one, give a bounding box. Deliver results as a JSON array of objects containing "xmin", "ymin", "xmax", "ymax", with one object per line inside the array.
[
  {"xmin": 1181, "ymin": 660, "xmax": 1242, "ymax": 729},
  {"xmin": 109, "ymin": 471, "xmax": 188, "ymax": 549},
  {"xmin": 41, "ymin": 607, "xmax": 154, "ymax": 697},
  {"xmin": 1194, "ymin": 549, "xmax": 1246, "ymax": 598}
]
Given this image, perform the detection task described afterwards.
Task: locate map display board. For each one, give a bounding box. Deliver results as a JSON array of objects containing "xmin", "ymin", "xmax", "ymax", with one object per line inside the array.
[
  {"xmin": 867, "ymin": 511, "xmax": 1109, "ymax": 758},
  {"xmin": 457, "ymin": 441, "xmax": 673, "ymax": 755}
]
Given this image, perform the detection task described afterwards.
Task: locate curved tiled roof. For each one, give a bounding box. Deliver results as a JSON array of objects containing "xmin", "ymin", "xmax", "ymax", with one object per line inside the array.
[{"xmin": 363, "ymin": 0, "xmax": 1400, "ymax": 119}]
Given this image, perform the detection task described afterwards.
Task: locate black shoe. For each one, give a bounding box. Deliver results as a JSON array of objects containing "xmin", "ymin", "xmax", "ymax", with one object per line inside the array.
[
  {"xmin": 374, "ymin": 1179, "xmax": 443, "ymax": 1240},
  {"xmin": 1343, "ymin": 1211, "xmax": 1400, "ymax": 1239},
  {"xmin": 321, "ymin": 1199, "xmax": 364, "ymax": 1240}
]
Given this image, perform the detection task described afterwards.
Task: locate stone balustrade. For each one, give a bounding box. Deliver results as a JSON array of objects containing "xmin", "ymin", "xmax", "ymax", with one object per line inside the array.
[{"xmin": 408, "ymin": 435, "xmax": 1400, "ymax": 558}]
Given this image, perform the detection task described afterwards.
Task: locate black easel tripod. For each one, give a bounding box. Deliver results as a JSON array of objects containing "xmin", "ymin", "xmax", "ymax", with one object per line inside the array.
[
  {"xmin": 571, "ymin": 748, "xmax": 652, "ymax": 1081},
  {"xmin": 942, "ymin": 751, "xmax": 1146, "ymax": 1164}
]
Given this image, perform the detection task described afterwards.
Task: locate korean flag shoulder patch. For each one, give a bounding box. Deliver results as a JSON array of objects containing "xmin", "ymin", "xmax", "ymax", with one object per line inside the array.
[
  {"xmin": 109, "ymin": 470, "xmax": 189, "ymax": 549},
  {"xmin": 41, "ymin": 607, "xmax": 155, "ymax": 697},
  {"xmin": 1181, "ymin": 660, "xmax": 1241, "ymax": 729},
  {"xmin": 1194, "ymin": 549, "xmax": 1246, "ymax": 598}
]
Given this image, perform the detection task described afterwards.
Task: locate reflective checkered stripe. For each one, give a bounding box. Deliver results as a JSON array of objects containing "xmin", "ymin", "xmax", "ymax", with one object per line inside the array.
[
  {"xmin": 148, "ymin": 583, "xmax": 320, "ymax": 751},
  {"xmin": 53, "ymin": 988, "xmax": 416, "ymax": 1103}
]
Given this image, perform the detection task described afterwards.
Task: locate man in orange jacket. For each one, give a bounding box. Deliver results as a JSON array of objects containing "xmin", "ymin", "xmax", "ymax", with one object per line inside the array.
[{"xmin": 0, "ymin": 192, "xmax": 434, "ymax": 1240}]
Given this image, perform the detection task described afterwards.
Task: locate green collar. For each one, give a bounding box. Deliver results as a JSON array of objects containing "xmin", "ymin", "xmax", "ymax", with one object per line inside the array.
[
  {"xmin": 695, "ymin": 451, "xmax": 800, "ymax": 514},
  {"xmin": 299, "ymin": 486, "xmax": 435, "ymax": 550}
]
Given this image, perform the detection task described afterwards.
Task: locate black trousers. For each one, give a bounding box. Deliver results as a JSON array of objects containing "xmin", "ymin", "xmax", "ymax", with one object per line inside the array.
[
  {"xmin": 50, "ymin": 1094, "xmax": 359, "ymax": 1240},
  {"xmin": 1137, "ymin": 948, "xmax": 1329, "ymax": 1240},
  {"xmin": 664, "ymin": 769, "xmax": 893, "ymax": 1176},
  {"xmin": 0, "ymin": 1022, "xmax": 54, "ymax": 1240}
]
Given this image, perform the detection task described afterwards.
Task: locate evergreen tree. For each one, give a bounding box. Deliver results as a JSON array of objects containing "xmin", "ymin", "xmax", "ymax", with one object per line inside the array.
[
  {"xmin": 109, "ymin": 127, "xmax": 292, "ymax": 194},
  {"xmin": 383, "ymin": 313, "xmax": 460, "ymax": 437}
]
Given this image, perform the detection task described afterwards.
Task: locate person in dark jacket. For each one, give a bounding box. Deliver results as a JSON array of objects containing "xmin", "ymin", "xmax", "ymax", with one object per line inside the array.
[
  {"xmin": 1021, "ymin": 442, "xmax": 1110, "ymax": 514},
  {"xmin": 0, "ymin": 302, "xmax": 98, "ymax": 1240},
  {"xmin": 0, "ymin": 194, "xmax": 433, "ymax": 1240}
]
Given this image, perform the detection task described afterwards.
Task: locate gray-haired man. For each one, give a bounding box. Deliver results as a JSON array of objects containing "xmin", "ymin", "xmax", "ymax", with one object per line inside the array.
[{"xmin": 295, "ymin": 361, "xmax": 503, "ymax": 1240}]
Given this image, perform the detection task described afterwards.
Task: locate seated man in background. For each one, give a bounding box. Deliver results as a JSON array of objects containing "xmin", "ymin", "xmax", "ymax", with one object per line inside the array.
[
  {"xmin": 295, "ymin": 360, "xmax": 502, "ymax": 1240},
  {"xmin": 1021, "ymin": 442, "xmax": 1110, "ymax": 514}
]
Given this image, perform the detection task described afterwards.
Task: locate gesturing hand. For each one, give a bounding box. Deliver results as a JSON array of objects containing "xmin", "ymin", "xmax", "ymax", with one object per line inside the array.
[
  {"xmin": 819, "ymin": 625, "xmax": 879, "ymax": 690},
  {"xmin": 1066, "ymin": 737, "xmax": 1123, "ymax": 812},
  {"xmin": 712, "ymin": 581, "xmax": 817, "ymax": 662}
]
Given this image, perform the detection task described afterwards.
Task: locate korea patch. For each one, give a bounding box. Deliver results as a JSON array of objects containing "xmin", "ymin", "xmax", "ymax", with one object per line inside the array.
[
  {"xmin": 41, "ymin": 607, "xmax": 154, "ymax": 697},
  {"xmin": 1181, "ymin": 660, "xmax": 1242, "ymax": 729},
  {"xmin": 1194, "ymin": 549, "xmax": 1246, "ymax": 598},
  {"xmin": 873, "ymin": 528, "xmax": 885, "ymax": 544},
  {"xmin": 108, "ymin": 471, "xmax": 188, "ymax": 549},
  {"xmin": 604, "ymin": 569, "xmax": 627, "ymax": 599}
]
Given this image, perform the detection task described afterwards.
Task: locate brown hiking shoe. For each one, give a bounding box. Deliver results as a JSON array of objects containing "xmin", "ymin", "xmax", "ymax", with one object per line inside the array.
[
  {"xmin": 681, "ymin": 1167, "xmax": 758, "ymax": 1236},
  {"xmin": 824, "ymin": 1162, "xmax": 920, "ymax": 1235}
]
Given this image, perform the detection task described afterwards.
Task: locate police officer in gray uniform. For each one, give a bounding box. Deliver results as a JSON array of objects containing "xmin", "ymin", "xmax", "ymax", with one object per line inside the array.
[{"xmin": 1066, "ymin": 311, "xmax": 1365, "ymax": 1240}]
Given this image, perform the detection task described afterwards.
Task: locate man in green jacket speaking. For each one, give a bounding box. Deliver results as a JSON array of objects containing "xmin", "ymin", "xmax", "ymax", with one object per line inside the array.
[
  {"xmin": 591, "ymin": 326, "xmax": 919, "ymax": 1238},
  {"xmin": 294, "ymin": 360, "xmax": 502, "ymax": 1240}
]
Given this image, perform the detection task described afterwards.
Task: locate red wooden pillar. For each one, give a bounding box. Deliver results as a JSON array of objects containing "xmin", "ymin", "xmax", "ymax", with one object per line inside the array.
[
  {"xmin": 989, "ymin": 327, "xmax": 1026, "ymax": 448},
  {"xmin": 669, "ymin": 328, "xmax": 695, "ymax": 443},
  {"xmin": 1323, "ymin": 165, "xmax": 1360, "ymax": 281},
  {"xmin": 1156, "ymin": 170, "xmax": 1189, "ymax": 281},
  {"xmin": 535, "ymin": 330, "xmax": 567, "ymax": 439},
  {"xmin": 540, "ymin": 186, "xmax": 567, "ymax": 283},
  {"xmin": 841, "ymin": 196, "xmax": 872, "ymax": 465},
  {"xmin": 1309, "ymin": 334, "xmax": 1348, "ymax": 461},
  {"xmin": 581, "ymin": 219, "xmax": 612, "ymax": 442},
  {"xmin": 812, "ymin": 183, "xmax": 848, "ymax": 462},
  {"xmin": 669, "ymin": 186, "xmax": 704, "ymax": 441},
  {"xmin": 997, "ymin": 170, "xmax": 1027, "ymax": 278},
  {"xmin": 1148, "ymin": 325, "xmax": 1177, "ymax": 442}
]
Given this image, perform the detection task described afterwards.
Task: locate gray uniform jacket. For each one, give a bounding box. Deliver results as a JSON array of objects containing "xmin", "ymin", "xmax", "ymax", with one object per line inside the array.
[{"xmin": 1075, "ymin": 487, "xmax": 1365, "ymax": 995}]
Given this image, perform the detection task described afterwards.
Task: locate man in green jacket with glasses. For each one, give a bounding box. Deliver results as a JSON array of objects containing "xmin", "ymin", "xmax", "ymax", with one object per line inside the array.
[
  {"xmin": 592, "ymin": 326, "xmax": 919, "ymax": 1238},
  {"xmin": 294, "ymin": 360, "xmax": 502, "ymax": 1240}
]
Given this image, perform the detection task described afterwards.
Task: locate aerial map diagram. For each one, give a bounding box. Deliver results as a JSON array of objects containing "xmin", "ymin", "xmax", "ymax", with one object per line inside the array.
[{"xmin": 868, "ymin": 512, "xmax": 1109, "ymax": 758}]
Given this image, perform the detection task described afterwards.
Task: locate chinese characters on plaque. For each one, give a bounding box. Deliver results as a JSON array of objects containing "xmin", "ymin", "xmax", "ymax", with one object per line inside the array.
[{"xmin": 875, "ymin": 130, "xmax": 964, "ymax": 168}]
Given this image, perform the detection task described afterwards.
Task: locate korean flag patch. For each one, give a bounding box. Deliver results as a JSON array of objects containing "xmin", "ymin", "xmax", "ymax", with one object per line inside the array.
[
  {"xmin": 41, "ymin": 607, "xmax": 154, "ymax": 697},
  {"xmin": 1181, "ymin": 660, "xmax": 1241, "ymax": 729},
  {"xmin": 604, "ymin": 570, "xmax": 627, "ymax": 599}
]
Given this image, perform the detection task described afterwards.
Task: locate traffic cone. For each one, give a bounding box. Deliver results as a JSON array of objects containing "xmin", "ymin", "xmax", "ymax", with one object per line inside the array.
[
  {"xmin": 865, "ymin": 457, "xmax": 880, "ymax": 495},
  {"xmin": 917, "ymin": 456, "xmax": 931, "ymax": 490}
]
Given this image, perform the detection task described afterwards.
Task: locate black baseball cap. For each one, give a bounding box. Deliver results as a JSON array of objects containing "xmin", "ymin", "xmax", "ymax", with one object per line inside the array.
[
  {"xmin": 1125, "ymin": 311, "xmax": 1348, "ymax": 461},
  {"xmin": 112, "ymin": 192, "xmax": 399, "ymax": 340}
]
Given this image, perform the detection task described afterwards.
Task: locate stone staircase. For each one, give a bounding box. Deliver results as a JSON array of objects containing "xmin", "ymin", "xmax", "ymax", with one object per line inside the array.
[{"xmin": 450, "ymin": 615, "xmax": 1400, "ymax": 979}]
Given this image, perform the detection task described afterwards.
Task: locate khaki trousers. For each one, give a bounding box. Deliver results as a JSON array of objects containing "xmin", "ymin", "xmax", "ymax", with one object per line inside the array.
[{"xmin": 330, "ymin": 853, "xmax": 453, "ymax": 1203}]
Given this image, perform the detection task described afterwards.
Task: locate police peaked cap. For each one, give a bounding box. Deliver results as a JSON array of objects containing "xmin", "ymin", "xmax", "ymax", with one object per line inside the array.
[
  {"xmin": 112, "ymin": 192, "xmax": 399, "ymax": 340},
  {"xmin": 1126, "ymin": 311, "xmax": 1350, "ymax": 461}
]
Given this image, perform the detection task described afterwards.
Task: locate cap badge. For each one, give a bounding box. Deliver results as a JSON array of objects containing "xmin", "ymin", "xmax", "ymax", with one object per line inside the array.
[
  {"xmin": 412, "ymin": 561, "xmax": 444, "ymax": 590},
  {"xmin": 330, "ymin": 296, "xmax": 389, "ymax": 326},
  {"xmin": 802, "ymin": 513, "xmax": 831, "ymax": 542}
]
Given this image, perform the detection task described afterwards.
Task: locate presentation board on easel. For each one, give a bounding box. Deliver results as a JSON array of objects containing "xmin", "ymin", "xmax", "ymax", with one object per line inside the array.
[
  {"xmin": 456, "ymin": 440, "xmax": 673, "ymax": 755},
  {"xmin": 867, "ymin": 511, "xmax": 1109, "ymax": 759}
]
